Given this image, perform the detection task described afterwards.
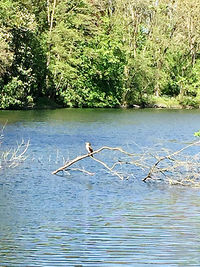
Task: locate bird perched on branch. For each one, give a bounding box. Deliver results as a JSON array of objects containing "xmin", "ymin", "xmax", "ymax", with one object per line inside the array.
[{"xmin": 85, "ymin": 142, "xmax": 93, "ymax": 157}]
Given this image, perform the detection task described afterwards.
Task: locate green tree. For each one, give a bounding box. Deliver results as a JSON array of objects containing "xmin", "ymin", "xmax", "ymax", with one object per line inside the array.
[{"xmin": 0, "ymin": 0, "xmax": 47, "ymax": 109}]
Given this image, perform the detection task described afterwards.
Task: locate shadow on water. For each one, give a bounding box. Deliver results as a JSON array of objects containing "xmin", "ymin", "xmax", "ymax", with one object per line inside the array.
[{"xmin": 1, "ymin": 108, "xmax": 200, "ymax": 266}]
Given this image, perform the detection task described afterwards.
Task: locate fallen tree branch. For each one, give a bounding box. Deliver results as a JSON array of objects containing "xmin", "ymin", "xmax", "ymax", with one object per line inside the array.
[
  {"xmin": 52, "ymin": 153, "xmax": 91, "ymax": 174},
  {"xmin": 143, "ymin": 140, "xmax": 200, "ymax": 182},
  {"xmin": 0, "ymin": 139, "xmax": 30, "ymax": 169},
  {"xmin": 90, "ymin": 156, "xmax": 124, "ymax": 180},
  {"xmin": 52, "ymin": 146, "xmax": 134, "ymax": 179},
  {"xmin": 52, "ymin": 140, "xmax": 200, "ymax": 187}
]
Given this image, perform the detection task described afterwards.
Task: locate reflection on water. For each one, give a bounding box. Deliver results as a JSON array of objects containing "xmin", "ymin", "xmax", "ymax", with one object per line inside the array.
[{"xmin": 1, "ymin": 108, "xmax": 200, "ymax": 266}]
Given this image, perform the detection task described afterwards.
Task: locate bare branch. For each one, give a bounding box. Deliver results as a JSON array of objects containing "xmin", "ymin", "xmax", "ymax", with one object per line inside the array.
[
  {"xmin": 52, "ymin": 153, "xmax": 90, "ymax": 174},
  {"xmin": 0, "ymin": 139, "xmax": 30, "ymax": 169},
  {"xmin": 90, "ymin": 156, "xmax": 124, "ymax": 180},
  {"xmin": 143, "ymin": 140, "xmax": 200, "ymax": 182},
  {"xmin": 52, "ymin": 140, "xmax": 200, "ymax": 187},
  {"xmin": 52, "ymin": 146, "xmax": 134, "ymax": 179}
]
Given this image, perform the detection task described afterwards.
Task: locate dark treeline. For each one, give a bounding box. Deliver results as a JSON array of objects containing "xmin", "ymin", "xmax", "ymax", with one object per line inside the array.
[{"xmin": 0, "ymin": 0, "xmax": 200, "ymax": 109}]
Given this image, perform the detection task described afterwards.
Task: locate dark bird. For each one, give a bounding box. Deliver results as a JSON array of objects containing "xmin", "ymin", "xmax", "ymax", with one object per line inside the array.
[{"xmin": 85, "ymin": 142, "xmax": 93, "ymax": 157}]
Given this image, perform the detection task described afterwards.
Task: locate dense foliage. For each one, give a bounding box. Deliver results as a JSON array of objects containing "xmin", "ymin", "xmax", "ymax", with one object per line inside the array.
[{"xmin": 0, "ymin": 0, "xmax": 200, "ymax": 109}]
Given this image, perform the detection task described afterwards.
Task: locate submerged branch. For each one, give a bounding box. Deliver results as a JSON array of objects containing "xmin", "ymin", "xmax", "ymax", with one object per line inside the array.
[
  {"xmin": 52, "ymin": 146, "xmax": 134, "ymax": 179},
  {"xmin": 0, "ymin": 139, "xmax": 30, "ymax": 169},
  {"xmin": 52, "ymin": 140, "xmax": 200, "ymax": 187},
  {"xmin": 52, "ymin": 153, "xmax": 90, "ymax": 174},
  {"xmin": 143, "ymin": 140, "xmax": 200, "ymax": 183},
  {"xmin": 91, "ymin": 156, "xmax": 124, "ymax": 180}
]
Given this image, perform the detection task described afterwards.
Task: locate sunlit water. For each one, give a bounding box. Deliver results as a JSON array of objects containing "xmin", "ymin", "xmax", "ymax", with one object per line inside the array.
[{"xmin": 0, "ymin": 108, "xmax": 200, "ymax": 266}]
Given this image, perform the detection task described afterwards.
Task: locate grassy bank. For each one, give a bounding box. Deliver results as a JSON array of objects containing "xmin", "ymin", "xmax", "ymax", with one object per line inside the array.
[
  {"xmin": 1, "ymin": 95, "xmax": 200, "ymax": 110},
  {"xmin": 147, "ymin": 96, "xmax": 200, "ymax": 109}
]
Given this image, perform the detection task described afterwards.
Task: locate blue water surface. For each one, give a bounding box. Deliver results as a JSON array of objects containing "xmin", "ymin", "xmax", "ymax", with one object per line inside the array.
[{"xmin": 0, "ymin": 108, "xmax": 200, "ymax": 266}]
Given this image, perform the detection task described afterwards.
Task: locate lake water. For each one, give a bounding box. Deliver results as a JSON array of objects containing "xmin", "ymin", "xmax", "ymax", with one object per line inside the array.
[{"xmin": 0, "ymin": 108, "xmax": 200, "ymax": 266}]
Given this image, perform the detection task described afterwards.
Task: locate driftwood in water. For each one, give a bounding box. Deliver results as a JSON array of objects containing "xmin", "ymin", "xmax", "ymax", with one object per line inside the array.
[
  {"xmin": 52, "ymin": 146, "xmax": 134, "ymax": 180},
  {"xmin": 142, "ymin": 139, "xmax": 200, "ymax": 186},
  {"xmin": 0, "ymin": 122, "xmax": 30, "ymax": 169},
  {"xmin": 1, "ymin": 139, "xmax": 30, "ymax": 168},
  {"xmin": 52, "ymin": 140, "xmax": 200, "ymax": 187}
]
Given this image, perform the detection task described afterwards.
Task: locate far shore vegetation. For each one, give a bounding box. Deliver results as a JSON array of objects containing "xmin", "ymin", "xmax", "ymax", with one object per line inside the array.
[{"xmin": 1, "ymin": 0, "xmax": 200, "ymax": 110}]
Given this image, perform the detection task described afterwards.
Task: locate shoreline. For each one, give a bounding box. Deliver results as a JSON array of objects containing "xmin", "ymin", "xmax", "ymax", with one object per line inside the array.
[{"xmin": 1, "ymin": 96, "xmax": 200, "ymax": 111}]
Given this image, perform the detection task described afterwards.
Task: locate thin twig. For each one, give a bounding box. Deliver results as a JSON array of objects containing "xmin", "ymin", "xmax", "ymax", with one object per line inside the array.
[
  {"xmin": 90, "ymin": 156, "xmax": 124, "ymax": 180},
  {"xmin": 1, "ymin": 139, "xmax": 29, "ymax": 169},
  {"xmin": 143, "ymin": 140, "xmax": 200, "ymax": 182}
]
